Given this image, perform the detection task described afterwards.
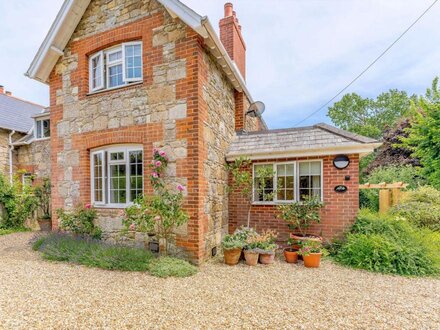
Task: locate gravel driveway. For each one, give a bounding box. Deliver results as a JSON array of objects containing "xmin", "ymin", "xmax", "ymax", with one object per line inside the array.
[{"xmin": 1, "ymin": 232, "xmax": 440, "ymax": 329}]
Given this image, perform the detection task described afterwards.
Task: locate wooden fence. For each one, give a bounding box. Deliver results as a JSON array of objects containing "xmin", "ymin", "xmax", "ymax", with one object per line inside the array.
[{"xmin": 359, "ymin": 182, "xmax": 408, "ymax": 214}]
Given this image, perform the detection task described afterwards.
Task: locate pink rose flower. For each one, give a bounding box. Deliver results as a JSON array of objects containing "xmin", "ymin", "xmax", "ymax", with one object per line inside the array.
[
  {"xmin": 151, "ymin": 172, "xmax": 159, "ymax": 178},
  {"xmin": 159, "ymin": 150, "xmax": 166, "ymax": 157},
  {"xmin": 177, "ymin": 185, "xmax": 184, "ymax": 192},
  {"xmin": 153, "ymin": 148, "xmax": 158, "ymax": 154},
  {"xmin": 155, "ymin": 160, "xmax": 162, "ymax": 167},
  {"xmin": 85, "ymin": 203, "xmax": 92, "ymax": 209},
  {"xmin": 129, "ymin": 223, "xmax": 136, "ymax": 231}
]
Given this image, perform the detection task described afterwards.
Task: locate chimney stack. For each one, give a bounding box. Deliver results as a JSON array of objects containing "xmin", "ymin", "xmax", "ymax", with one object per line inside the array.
[
  {"xmin": 5, "ymin": 91, "xmax": 12, "ymax": 96},
  {"xmin": 0, "ymin": 85, "xmax": 4, "ymax": 94},
  {"xmin": 220, "ymin": 3, "xmax": 246, "ymax": 79}
]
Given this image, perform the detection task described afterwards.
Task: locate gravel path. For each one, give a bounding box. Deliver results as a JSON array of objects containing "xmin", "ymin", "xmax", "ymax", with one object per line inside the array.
[{"xmin": 1, "ymin": 233, "xmax": 440, "ymax": 329}]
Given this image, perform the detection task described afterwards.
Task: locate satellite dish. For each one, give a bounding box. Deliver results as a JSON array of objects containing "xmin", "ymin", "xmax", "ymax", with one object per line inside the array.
[{"xmin": 246, "ymin": 101, "xmax": 265, "ymax": 117}]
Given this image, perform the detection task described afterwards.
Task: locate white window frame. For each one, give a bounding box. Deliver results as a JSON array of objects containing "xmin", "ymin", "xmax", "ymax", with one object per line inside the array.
[
  {"xmin": 35, "ymin": 117, "xmax": 50, "ymax": 140},
  {"xmin": 90, "ymin": 145, "xmax": 144, "ymax": 208},
  {"xmin": 89, "ymin": 51, "xmax": 104, "ymax": 92},
  {"xmin": 88, "ymin": 42, "xmax": 143, "ymax": 93},
  {"xmin": 106, "ymin": 48, "xmax": 124, "ymax": 89},
  {"xmin": 22, "ymin": 173, "xmax": 33, "ymax": 187},
  {"xmin": 252, "ymin": 160, "xmax": 323, "ymax": 205},
  {"xmin": 122, "ymin": 41, "xmax": 143, "ymax": 83}
]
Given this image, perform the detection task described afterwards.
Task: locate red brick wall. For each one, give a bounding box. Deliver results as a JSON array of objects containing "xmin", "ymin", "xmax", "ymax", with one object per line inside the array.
[{"xmin": 228, "ymin": 154, "xmax": 360, "ymax": 243}]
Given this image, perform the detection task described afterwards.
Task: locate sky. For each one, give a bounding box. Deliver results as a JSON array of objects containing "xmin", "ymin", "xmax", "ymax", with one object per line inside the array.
[{"xmin": 0, "ymin": 0, "xmax": 439, "ymax": 129}]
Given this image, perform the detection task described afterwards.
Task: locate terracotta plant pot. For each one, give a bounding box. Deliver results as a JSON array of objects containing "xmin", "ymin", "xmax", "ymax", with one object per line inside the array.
[
  {"xmin": 283, "ymin": 248, "xmax": 298, "ymax": 263},
  {"xmin": 244, "ymin": 250, "xmax": 259, "ymax": 266},
  {"xmin": 37, "ymin": 219, "xmax": 52, "ymax": 232},
  {"xmin": 303, "ymin": 252, "xmax": 322, "ymax": 268},
  {"xmin": 259, "ymin": 252, "xmax": 275, "ymax": 265},
  {"xmin": 224, "ymin": 248, "xmax": 242, "ymax": 266},
  {"xmin": 290, "ymin": 233, "xmax": 322, "ymax": 243}
]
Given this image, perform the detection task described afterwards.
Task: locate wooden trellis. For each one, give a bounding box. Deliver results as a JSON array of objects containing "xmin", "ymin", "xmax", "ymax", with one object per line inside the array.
[{"xmin": 359, "ymin": 182, "xmax": 408, "ymax": 214}]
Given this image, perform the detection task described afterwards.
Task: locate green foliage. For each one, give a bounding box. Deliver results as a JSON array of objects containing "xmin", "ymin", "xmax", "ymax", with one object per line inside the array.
[
  {"xmin": 123, "ymin": 149, "xmax": 189, "ymax": 255},
  {"xmin": 328, "ymin": 90, "xmax": 415, "ymax": 139},
  {"xmin": 34, "ymin": 178, "xmax": 51, "ymax": 220},
  {"xmin": 57, "ymin": 204, "xmax": 102, "ymax": 239},
  {"xmin": 0, "ymin": 174, "xmax": 38, "ymax": 229},
  {"xmin": 359, "ymin": 165, "xmax": 426, "ymax": 211},
  {"xmin": 403, "ymin": 77, "xmax": 440, "ymax": 188},
  {"xmin": 391, "ymin": 186, "xmax": 440, "ymax": 231},
  {"xmin": 276, "ymin": 198, "xmax": 323, "ymax": 236},
  {"xmin": 34, "ymin": 234, "xmax": 197, "ymax": 276},
  {"xmin": 147, "ymin": 257, "xmax": 197, "ymax": 278},
  {"xmin": 221, "ymin": 234, "xmax": 244, "ymax": 250},
  {"xmin": 34, "ymin": 234, "xmax": 153, "ymax": 271},
  {"xmin": 0, "ymin": 227, "xmax": 30, "ymax": 236},
  {"xmin": 297, "ymin": 240, "xmax": 322, "ymax": 257},
  {"xmin": 334, "ymin": 210, "xmax": 440, "ymax": 276}
]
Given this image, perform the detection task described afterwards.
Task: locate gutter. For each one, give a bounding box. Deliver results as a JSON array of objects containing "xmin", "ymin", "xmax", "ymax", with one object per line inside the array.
[{"xmin": 8, "ymin": 130, "xmax": 15, "ymax": 184}]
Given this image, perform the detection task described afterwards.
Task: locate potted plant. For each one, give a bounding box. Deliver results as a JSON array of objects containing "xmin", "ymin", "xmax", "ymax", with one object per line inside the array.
[
  {"xmin": 222, "ymin": 234, "xmax": 244, "ymax": 266},
  {"xmin": 297, "ymin": 240, "xmax": 323, "ymax": 268},
  {"xmin": 283, "ymin": 238, "xmax": 299, "ymax": 263},
  {"xmin": 277, "ymin": 197, "xmax": 323, "ymax": 244},
  {"xmin": 243, "ymin": 232, "xmax": 260, "ymax": 266},
  {"xmin": 255, "ymin": 229, "xmax": 278, "ymax": 265},
  {"xmin": 34, "ymin": 178, "xmax": 51, "ymax": 231}
]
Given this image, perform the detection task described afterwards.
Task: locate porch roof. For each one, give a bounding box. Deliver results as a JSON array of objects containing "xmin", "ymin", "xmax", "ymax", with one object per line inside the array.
[{"xmin": 226, "ymin": 123, "xmax": 381, "ymax": 161}]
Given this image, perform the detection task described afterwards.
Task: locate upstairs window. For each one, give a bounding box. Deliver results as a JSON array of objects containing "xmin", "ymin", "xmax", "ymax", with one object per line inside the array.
[
  {"xmin": 35, "ymin": 118, "xmax": 50, "ymax": 139},
  {"xmin": 89, "ymin": 41, "xmax": 143, "ymax": 93}
]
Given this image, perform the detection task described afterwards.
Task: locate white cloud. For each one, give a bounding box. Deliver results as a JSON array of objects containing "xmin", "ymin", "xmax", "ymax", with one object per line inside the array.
[{"xmin": 0, "ymin": 0, "xmax": 439, "ymax": 128}]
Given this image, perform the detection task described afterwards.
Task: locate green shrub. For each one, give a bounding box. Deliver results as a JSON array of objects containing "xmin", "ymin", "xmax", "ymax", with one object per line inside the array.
[
  {"xmin": 57, "ymin": 204, "xmax": 102, "ymax": 239},
  {"xmin": 0, "ymin": 174, "xmax": 38, "ymax": 229},
  {"xmin": 334, "ymin": 210, "xmax": 440, "ymax": 276},
  {"xmin": 360, "ymin": 165, "xmax": 426, "ymax": 211},
  {"xmin": 391, "ymin": 186, "xmax": 440, "ymax": 231},
  {"xmin": 33, "ymin": 234, "xmax": 197, "ymax": 277},
  {"xmin": 0, "ymin": 227, "xmax": 30, "ymax": 236},
  {"xmin": 147, "ymin": 257, "xmax": 197, "ymax": 278}
]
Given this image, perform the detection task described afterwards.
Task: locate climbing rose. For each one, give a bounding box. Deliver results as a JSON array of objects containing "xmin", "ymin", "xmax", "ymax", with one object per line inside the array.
[
  {"xmin": 159, "ymin": 150, "xmax": 166, "ymax": 157},
  {"xmin": 155, "ymin": 160, "xmax": 162, "ymax": 167},
  {"xmin": 151, "ymin": 172, "xmax": 159, "ymax": 178},
  {"xmin": 153, "ymin": 148, "xmax": 158, "ymax": 154},
  {"xmin": 85, "ymin": 203, "xmax": 92, "ymax": 209},
  {"xmin": 177, "ymin": 185, "xmax": 184, "ymax": 192},
  {"xmin": 129, "ymin": 223, "xmax": 136, "ymax": 231}
]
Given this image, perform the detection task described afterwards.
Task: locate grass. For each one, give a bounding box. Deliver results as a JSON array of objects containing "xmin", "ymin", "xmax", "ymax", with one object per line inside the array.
[
  {"xmin": 0, "ymin": 227, "xmax": 30, "ymax": 236},
  {"xmin": 33, "ymin": 234, "xmax": 197, "ymax": 277}
]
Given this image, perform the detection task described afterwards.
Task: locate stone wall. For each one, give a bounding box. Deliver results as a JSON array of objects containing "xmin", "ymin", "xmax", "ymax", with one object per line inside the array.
[
  {"xmin": 16, "ymin": 140, "xmax": 51, "ymax": 179},
  {"xmin": 0, "ymin": 129, "xmax": 9, "ymax": 176}
]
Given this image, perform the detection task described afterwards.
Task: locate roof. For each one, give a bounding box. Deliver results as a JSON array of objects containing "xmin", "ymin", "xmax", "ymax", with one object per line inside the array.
[
  {"xmin": 0, "ymin": 94, "xmax": 46, "ymax": 133},
  {"xmin": 25, "ymin": 0, "xmax": 254, "ymax": 104},
  {"xmin": 226, "ymin": 123, "xmax": 381, "ymax": 161}
]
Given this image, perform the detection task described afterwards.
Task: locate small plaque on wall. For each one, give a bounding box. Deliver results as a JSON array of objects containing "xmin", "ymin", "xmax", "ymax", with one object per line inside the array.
[{"xmin": 334, "ymin": 185, "xmax": 348, "ymax": 193}]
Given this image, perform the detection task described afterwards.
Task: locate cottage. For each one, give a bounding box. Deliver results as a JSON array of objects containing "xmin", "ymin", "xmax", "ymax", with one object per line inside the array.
[
  {"xmin": 0, "ymin": 86, "xmax": 51, "ymax": 184},
  {"xmin": 26, "ymin": 0, "xmax": 379, "ymax": 263}
]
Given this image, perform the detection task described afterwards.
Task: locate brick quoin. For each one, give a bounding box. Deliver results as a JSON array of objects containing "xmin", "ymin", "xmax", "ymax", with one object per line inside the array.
[{"xmin": 228, "ymin": 154, "xmax": 360, "ymax": 243}]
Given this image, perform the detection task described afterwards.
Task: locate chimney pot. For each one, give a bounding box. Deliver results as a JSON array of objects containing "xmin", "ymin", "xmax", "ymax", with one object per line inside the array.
[
  {"xmin": 224, "ymin": 3, "xmax": 233, "ymax": 17},
  {"xmin": 0, "ymin": 85, "xmax": 4, "ymax": 94},
  {"xmin": 5, "ymin": 91, "xmax": 12, "ymax": 96}
]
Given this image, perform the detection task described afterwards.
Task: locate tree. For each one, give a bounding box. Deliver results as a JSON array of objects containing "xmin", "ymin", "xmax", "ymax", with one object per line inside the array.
[
  {"xmin": 328, "ymin": 89, "xmax": 415, "ymax": 139},
  {"xmin": 403, "ymin": 77, "xmax": 440, "ymax": 188}
]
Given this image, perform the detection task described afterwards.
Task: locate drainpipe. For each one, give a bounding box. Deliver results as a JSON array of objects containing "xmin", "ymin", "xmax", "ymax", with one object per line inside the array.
[{"xmin": 8, "ymin": 130, "xmax": 15, "ymax": 184}]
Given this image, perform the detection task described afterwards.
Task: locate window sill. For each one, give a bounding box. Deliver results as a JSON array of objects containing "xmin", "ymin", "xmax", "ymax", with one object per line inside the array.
[
  {"xmin": 35, "ymin": 137, "xmax": 51, "ymax": 141},
  {"xmin": 93, "ymin": 204, "xmax": 131, "ymax": 210},
  {"xmin": 87, "ymin": 81, "xmax": 143, "ymax": 96}
]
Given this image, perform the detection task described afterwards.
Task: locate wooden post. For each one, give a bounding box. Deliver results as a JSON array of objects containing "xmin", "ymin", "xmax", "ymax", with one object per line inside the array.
[
  {"xmin": 379, "ymin": 189, "xmax": 391, "ymax": 214},
  {"xmin": 392, "ymin": 188, "xmax": 401, "ymax": 206}
]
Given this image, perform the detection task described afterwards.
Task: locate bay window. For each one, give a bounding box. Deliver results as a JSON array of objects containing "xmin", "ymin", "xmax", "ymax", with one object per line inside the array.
[
  {"xmin": 91, "ymin": 146, "xmax": 144, "ymax": 207},
  {"xmin": 89, "ymin": 41, "xmax": 142, "ymax": 93},
  {"xmin": 253, "ymin": 161, "xmax": 322, "ymax": 203}
]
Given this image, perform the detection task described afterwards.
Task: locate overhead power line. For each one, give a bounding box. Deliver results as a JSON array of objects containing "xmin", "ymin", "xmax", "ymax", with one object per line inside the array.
[{"xmin": 293, "ymin": 0, "xmax": 439, "ymax": 127}]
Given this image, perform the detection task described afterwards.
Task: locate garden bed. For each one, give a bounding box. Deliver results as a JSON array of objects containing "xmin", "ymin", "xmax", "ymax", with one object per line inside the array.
[{"xmin": 1, "ymin": 232, "xmax": 440, "ymax": 329}]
